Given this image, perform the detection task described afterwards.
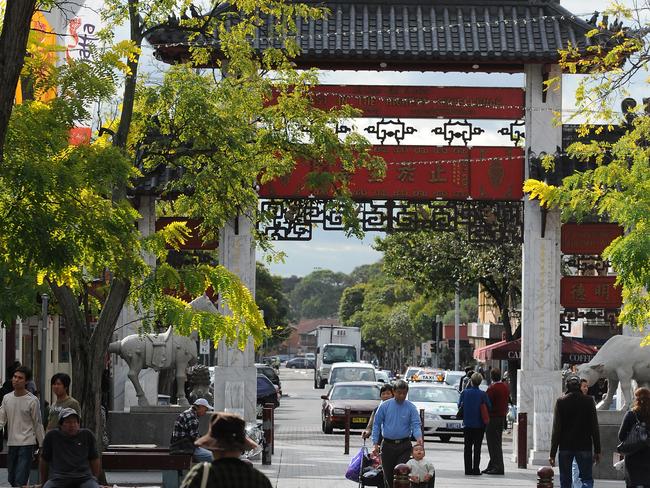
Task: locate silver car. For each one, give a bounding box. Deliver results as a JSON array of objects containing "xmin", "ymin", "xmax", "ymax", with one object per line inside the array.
[{"xmin": 407, "ymin": 383, "xmax": 463, "ymax": 442}]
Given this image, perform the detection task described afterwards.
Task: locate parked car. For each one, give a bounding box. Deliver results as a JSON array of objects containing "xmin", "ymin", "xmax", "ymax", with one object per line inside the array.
[
  {"xmin": 320, "ymin": 381, "xmax": 381, "ymax": 434},
  {"xmin": 257, "ymin": 374, "xmax": 279, "ymax": 410},
  {"xmin": 375, "ymin": 370, "xmax": 390, "ymax": 383},
  {"xmin": 286, "ymin": 357, "xmax": 314, "ymax": 369},
  {"xmin": 407, "ymin": 383, "xmax": 463, "ymax": 442},
  {"xmin": 328, "ymin": 362, "xmax": 377, "ymax": 385},
  {"xmin": 256, "ymin": 363, "xmax": 282, "ymax": 396}
]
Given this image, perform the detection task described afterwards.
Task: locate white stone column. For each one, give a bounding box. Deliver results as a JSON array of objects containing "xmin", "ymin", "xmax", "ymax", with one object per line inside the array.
[
  {"xmin": 214, "ymin": 215, "xmax": 257, "ymax": 421},
  {"xmin": 112, "ymin": 195, "xmax": 159, "ymax": 411},
  {"xmin": 516, "ymin": 64, "xmax": 563, "ymax": 465}
]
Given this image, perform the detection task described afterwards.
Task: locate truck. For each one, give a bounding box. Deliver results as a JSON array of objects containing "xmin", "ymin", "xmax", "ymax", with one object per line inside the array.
[{"xmin": 312, "ymin": 325, "xmax": 362, "ymax": 389}]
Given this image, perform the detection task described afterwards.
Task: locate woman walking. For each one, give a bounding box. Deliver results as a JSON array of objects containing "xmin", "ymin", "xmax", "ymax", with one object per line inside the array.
[
  {"xmin": 618, "ymin": 387, "xmax": 650, "ymax": 488},
  {"xmin": 458, "ymin": 372, "xmax": 491, "ymax": 475}
]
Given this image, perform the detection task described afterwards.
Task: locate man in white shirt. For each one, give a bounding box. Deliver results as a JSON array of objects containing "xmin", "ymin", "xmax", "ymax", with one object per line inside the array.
[{"xmin": 0, "ymin": 366, "xmax": 45, "ymax": 487}]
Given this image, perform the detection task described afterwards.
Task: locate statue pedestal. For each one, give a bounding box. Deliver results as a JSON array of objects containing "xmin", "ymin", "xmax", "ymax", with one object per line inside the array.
[
  {"xmin": 593, "ymin": 410, "xmax": 626, "ymax": 481},
  {"xmin": 108, "ymin": 406, "xmax": 210, "ymax": 447}
]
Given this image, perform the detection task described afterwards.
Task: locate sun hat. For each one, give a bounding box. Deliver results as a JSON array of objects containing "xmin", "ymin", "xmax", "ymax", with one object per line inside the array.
[
  {"xmin": 193, "ymin": 398, "xmax": 213, "ymax": 410},
  {"xmin": 58, "ymin": 408, "xmax": 80, "ymax": 425},
  {"xmin": 195, "ymin": 412, "xmax": 258, "ymax": 452}
]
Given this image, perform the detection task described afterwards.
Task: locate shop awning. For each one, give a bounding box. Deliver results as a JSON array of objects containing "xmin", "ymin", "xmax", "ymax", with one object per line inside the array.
[{"xmin": 474, "ymin": 336, "xmax": 597, "ymax": 364}]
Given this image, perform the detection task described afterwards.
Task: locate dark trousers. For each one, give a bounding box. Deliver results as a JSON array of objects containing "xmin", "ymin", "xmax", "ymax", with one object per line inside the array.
[
  {"xmin": 381, "ymin": 439, "xmax": 412, "ymax": 488},
  {"xmin": 485, "ymin": 416, "xmax": 505, "ymax": 473},
  {"xmin": 463, "ymin": 427, "xmax": 485, "ymax": 474},
  {"xmin": 7, "ymin": 444, "xmax": 36, "ymax": 487}
]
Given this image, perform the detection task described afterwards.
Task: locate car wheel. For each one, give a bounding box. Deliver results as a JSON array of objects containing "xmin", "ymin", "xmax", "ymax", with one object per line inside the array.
[{"xmin": 439, "ymin": 435, "xmax": 451, "ymax": 443}]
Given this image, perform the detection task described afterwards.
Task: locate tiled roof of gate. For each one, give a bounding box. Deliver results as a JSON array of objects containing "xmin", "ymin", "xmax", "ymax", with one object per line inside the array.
[{"xmin": 145, "ymin": 0, "xmax": 618, "ymax": 71}]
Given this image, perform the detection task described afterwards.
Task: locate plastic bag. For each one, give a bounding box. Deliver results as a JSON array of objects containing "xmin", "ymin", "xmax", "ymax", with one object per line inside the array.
[
  {"xmin": 361, "ymin": 466, "xmax": 384, "ymax": 487},
  {"xmin": 345, "ymin": 446, "xmax": 369, "ymax": 482}
]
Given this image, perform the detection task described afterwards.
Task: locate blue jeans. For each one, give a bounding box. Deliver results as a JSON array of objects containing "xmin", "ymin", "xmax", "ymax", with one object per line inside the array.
[
  {"xmin": 558, "ymin": 450, "xmax": 593, "ymax": 488},
  {"xmin": 7, "ymin": 444, "xmax": 35, "ymax": 487},
  {"xmin": 193, "ymin": 446, "xmax": 213, "ymax": 462}
]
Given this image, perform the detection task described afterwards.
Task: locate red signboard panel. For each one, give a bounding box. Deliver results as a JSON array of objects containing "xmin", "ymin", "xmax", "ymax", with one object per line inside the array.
[
  {"xmin": 561, "ymin": 223, "xmax": 624, "ymax": 255},
  {"xmin": 469, "ymin": 147, "xmax": 524, "ymax": 200},
  {"xmin": 258, "ymin": 146, "xmax": 524, "ymax": 201},
  {"xmin": 560, "ymin": 276, "xmax": 622, "ymax": 309},
  {"xmin": 304, "ymin": 86, "xmax": 525, "ymax": 119}
]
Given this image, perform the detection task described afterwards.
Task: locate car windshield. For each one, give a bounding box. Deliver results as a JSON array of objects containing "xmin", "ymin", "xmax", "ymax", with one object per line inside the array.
[
  {"xmin": 408, "ymin": 387, "xmax": 460, "ymax": 403},
  {"xmin": 331, "ymin": 368, "xmax": 376, "ymax": 383},
  {"xmin": 330, "ymin": 385, "xmax": 380, "ymax": 401},
  {"xmin": 322, "ymin": 345, "xmax": 356, "ymax": 364}
]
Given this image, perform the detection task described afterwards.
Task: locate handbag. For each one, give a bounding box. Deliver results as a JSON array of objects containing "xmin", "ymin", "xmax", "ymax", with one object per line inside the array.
[
  {"xmin": 617, "ymin": 415, "xmax": 650, "ymax": 455},
  {"xmin": 456, "ymin": 404, "xmax": 464, "ymax": 420},
  {"xmin": 169, "ymin": 436, "xmax": 196, "ymax": 455},
  {"xmin": 480, "ymin": 402, "xmax": 490, "ymax": 425}
]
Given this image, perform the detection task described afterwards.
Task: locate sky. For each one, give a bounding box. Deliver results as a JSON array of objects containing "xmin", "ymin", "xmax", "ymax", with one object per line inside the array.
[{"xmin": 263, "ymin": 0, "xmax": 643, "ymax": 277}]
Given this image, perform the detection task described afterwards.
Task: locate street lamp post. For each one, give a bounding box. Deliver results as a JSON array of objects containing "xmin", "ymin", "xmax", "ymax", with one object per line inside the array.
[{"xmin": 40, "ymin": 293, "xmax": 49, "ymax": 415}]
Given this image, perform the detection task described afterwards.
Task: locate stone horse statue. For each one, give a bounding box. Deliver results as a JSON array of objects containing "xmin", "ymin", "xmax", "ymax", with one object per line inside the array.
[{"xmin": 109, "ymin": 327, "xmax": 197, "ymax": 407}]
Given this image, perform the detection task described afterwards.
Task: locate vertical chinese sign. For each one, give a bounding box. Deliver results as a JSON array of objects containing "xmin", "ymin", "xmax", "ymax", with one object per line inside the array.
[{"xmin": 65, "ymin": 0, "xmax": 102, "ymax": 145}]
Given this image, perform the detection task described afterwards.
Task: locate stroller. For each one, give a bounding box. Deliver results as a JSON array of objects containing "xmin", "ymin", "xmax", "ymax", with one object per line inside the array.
[{"xmin": 345, "ymin": 440, "xmax": 384, "ymax": 487}]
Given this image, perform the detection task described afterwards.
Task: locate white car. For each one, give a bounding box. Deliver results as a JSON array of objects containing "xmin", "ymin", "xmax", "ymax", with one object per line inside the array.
[
  {"xmin": 375, "ymin": 370, "xmax": 390, "ymax": 383},
  {"xmin": 407, "ymin": 383, "xmax": 463, "ymax": 442}
]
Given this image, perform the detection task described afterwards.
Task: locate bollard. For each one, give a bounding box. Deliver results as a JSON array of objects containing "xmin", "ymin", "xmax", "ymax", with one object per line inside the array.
[
  {"xmin": 537, "ymin": 466, "xmax": 554, "ymax": 488},
  {"xmin": 393, "ymin": 463, "xmax": 411, "ymax": 488},
  {"xmin": 344, "ymin": 406, "xmax": 351, "ymax": 455},
  {"xmin": 265, "ymin": 403, "xmax": 275, "ymax": 455},
  {"xmin": 262, "ymin": 405, "xmax": 273, "ymax": 465},
  {"xmin": 517, "ymin": 412, "xmax": 527, "ymax": 469},
  {"xmin": 419, "ymin": 408, "xmax": 425, "ymax": 433}
]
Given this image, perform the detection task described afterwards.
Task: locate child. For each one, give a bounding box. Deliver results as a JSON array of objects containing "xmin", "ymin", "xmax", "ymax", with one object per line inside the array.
[{"xmin": 407, "ymin": 444, "xmax": 435, "ymax": 487}]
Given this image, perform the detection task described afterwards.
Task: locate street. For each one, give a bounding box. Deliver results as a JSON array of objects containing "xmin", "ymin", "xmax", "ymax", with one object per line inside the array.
[{"xmin": 0, "ymin": 369, "xmax": 624, "ymax": 487}]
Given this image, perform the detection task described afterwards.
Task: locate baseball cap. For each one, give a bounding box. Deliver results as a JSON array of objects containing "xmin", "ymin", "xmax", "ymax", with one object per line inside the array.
[
  {"xmin": 58, "ymin": 408, "xmax": 80, "ymax": 424},
  {"xmin": 193, "ymin": 398, "xmax": 213, "ymax": 410}
]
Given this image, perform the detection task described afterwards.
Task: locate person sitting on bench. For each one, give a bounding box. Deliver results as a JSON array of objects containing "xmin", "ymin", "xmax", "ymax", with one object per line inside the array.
[{"xmin": 39, "ymin": 408, "xmax": 100, "ymax": 488}]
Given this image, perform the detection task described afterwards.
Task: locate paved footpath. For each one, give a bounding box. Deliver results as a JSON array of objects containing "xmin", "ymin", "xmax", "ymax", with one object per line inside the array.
[{"xmin": 35, "ymin": 429, "xmax": 620, "ymax": 488}]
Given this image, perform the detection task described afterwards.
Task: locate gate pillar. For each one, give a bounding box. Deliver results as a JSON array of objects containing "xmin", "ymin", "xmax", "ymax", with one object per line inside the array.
[
  {"xmin": 516, "ymin": 64, "xmax": 563, "ymax": 465},
  {"xmin": 214, "ymin": 214, "xmax": 257, "ymax": 422}
]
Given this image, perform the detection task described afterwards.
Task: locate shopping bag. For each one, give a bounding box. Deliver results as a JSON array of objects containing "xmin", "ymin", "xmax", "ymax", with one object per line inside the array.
[{"xmin": 345, "ymin": 446, "xmax": 369, "ymax": 482}]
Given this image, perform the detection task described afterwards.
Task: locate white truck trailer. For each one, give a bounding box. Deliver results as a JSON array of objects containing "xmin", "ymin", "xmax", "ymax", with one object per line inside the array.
[{"xmin": 312, "ymin": 325, "xmax": 362, "ymax": 389}]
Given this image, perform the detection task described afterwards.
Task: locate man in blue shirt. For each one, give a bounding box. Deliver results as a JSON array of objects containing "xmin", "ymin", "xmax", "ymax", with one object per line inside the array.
[{"xmin": 372, "ymin": 380, "xmax": 423, "ymax": 488}]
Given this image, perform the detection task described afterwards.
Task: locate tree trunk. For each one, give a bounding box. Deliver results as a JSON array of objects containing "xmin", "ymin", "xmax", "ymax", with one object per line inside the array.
[
  {"xmin": 50, "ymin": 278, "xmax": 130, "ymax": 443},
  {"xmin": 0, "ymin": 0, "xmax": 37, "ymax": 162}
]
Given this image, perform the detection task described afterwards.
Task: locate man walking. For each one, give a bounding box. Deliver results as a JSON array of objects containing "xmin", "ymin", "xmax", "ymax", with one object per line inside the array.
[
  {"xmin": 171, "ymin": 398, "xmax": 213, "ymax": 462},
  {"xmin": 46, "ymin": 373, "xmax": 81, "ymax": 431},
  {"xmin": 39, "ymin": 408, "xmax": 100, "ymax": 488},
  {"xmin": 483, "ymin": 368, "xmax": 509, "ymax": 475},
  {"xmin": 0, "ymin": 366, "xmax": 45, "ymax": 487},
  {"xmin": 372, "ymin": 379, "xmax": 423, "ymax": 488},
  {"xmin": 549, "ymin": 374, "xmax": 601, "ymax": 488}
]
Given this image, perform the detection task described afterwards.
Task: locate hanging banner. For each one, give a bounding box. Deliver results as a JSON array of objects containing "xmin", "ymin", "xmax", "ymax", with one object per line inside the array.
[
  {"xmin": 560, "ymin": 276, "xmax": 622, "ymax": 309},
  {"xmin": 561, "ymin": 223, "xmax": 624, "ymax": 255},
  {"xmin": 302, "ymin": 86, "xmax": 525, "ymax": 119},
  {"xmin": 258, "ymin": 146, "xmax": 524, "ymax": 201}
]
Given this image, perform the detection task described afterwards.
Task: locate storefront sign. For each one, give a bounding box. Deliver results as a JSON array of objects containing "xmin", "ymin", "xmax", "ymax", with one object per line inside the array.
[
  {"xmin": 561, "ymin": 223, "xmax": 624, "ymax": 255},
  {"xmin": 560, "ymin": 276, "xmax": 622, "ymax": 309},
  {"xmin": 258, "ymin": 146, "xmax": 524, "ymax": 201}
]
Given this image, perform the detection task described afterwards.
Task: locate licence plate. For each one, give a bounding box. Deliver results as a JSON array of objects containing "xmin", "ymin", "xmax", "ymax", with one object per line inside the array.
[
  {"xmin": 446, "ymin": 422, "xmax": 462, "ymax": 429},
  {"xmin": 352, "ymin": 417, "xmax": 367, "ymax": 423}
]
